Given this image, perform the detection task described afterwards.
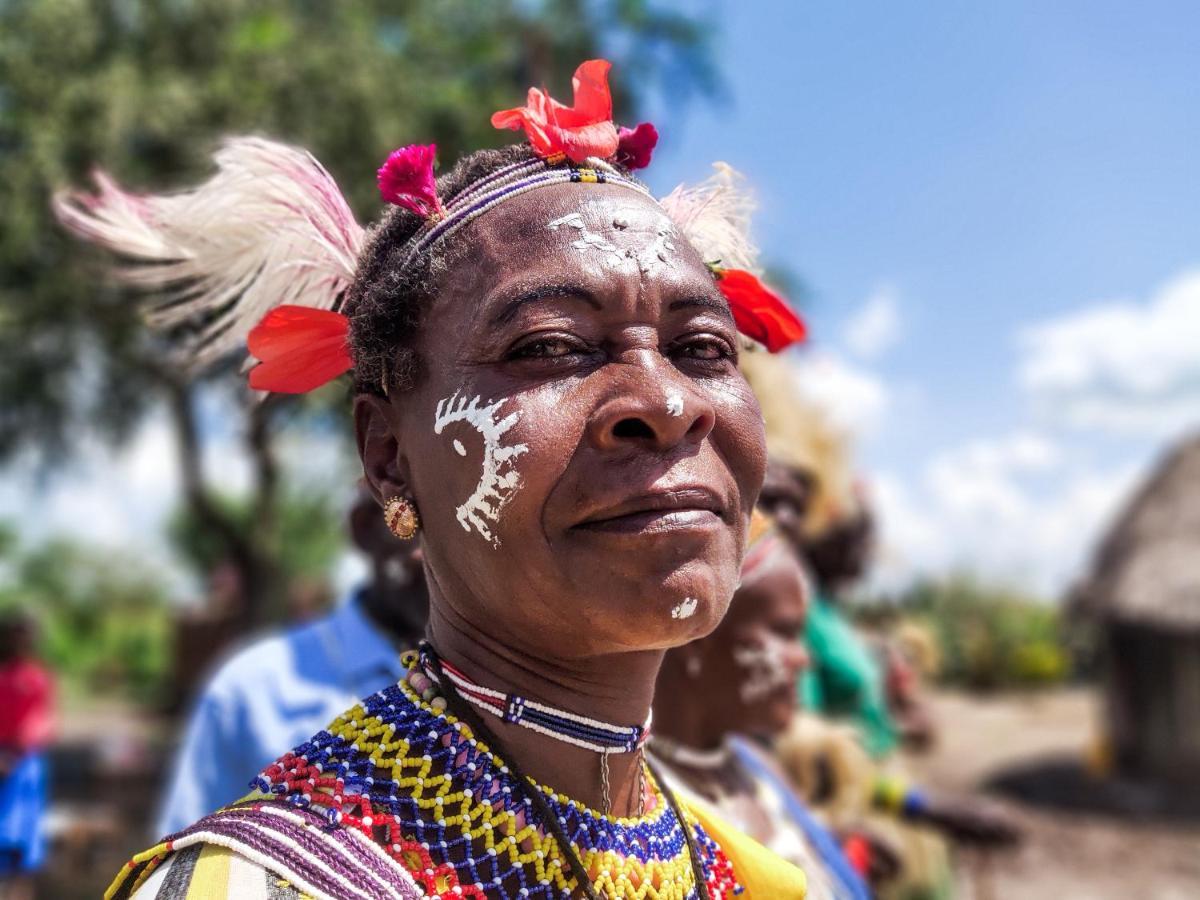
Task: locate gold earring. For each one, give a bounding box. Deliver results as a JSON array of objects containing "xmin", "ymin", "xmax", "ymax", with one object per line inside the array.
[{"xmin": 384, "ymin": 496, "xmax": 420, "ymax": 540}]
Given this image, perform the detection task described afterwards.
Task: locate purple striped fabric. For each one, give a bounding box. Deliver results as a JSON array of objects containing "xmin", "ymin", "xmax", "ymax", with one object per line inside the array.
[{"xmin": 118, "ymin": 801, "xmax": 425, "ymax": 900}]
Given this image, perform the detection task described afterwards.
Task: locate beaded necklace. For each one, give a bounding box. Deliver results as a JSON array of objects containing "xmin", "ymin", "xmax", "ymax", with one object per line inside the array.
[
  {"xmin": 250, "ymin": 649, "xmax": 742, "ymax": 899},
  {"xmin": 417, "ymin": 644, "xmax": 651, "ymax": 755},
  {"xmin": 649, "ymin": 736, "xmax": 734, "ymax": 771}
]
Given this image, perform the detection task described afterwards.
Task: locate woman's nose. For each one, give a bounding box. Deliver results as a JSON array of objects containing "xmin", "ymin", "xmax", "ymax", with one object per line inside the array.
[
  {"xmin": 793, "ymin": 644, "xmax": 811, "ymax": 672},
  {"xmin": 586, "ymin": 362, "xmax": 716, "ymax": 454}
]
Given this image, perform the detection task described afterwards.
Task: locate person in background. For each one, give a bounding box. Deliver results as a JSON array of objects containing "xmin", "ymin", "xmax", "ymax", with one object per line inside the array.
[
  {"xmin": 0, "ymin": 615, "xmax": 55, "ymax": 900},
  {"xmin": 757, "ymin": 450, "xmax": 1018, "ymax": 899},
  {"xmin": 653, "ymin": 513, "xmax": 872, "ymax": 900},
  {"xmin": 155, "ymin": 486, "xmax": 428, "ymax": 834},
  {"xmin": 744, "ymin": 350, "xmax": 907, "ymax": 760},
  {"xmin": 796, "ymin": 502, "xmax": 900, "ymax": 759}
]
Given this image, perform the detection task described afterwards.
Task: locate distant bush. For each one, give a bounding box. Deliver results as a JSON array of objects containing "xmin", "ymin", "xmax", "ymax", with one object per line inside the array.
[
  {"xmin": 872, "ymin": 575, "xmax": 1073, "ymax": 690},
  {"xmin": 0, "ymin": 534, "xmax": 173, "ymax": 703}
]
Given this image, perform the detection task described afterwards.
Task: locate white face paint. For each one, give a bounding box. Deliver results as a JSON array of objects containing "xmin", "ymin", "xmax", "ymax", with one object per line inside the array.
[
  {"xmin": 433, "ymin": 392, "xmax": 530, "ymax": 547},
  {"xmin": 547, "ymin": 206, "xmax": 678, "ymax": 276},
  {"xmin": 670, "ymin": 597, "xmax": 699, "ymax": 620},
  {"xmin": 733, "ymin": 637, "xmax": 793, "ymax": 703},
  {"xmin": 665, "ymin": 391, "xmax": 684, "ymax": 418}
]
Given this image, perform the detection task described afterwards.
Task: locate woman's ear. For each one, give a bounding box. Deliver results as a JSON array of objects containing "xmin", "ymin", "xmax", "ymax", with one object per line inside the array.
[{"xmin": 354, "ymin": 393, "xmax": 411, "ymax": 506}]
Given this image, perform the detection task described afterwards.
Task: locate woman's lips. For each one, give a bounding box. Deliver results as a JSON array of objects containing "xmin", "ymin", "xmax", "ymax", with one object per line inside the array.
[
  {"xmin": 575, "ymin": 507, "xmax": 723, "ymax": 534},
  {"xmin": 571, "ymin": 487, "xmax": 726, "ymax": 535}
]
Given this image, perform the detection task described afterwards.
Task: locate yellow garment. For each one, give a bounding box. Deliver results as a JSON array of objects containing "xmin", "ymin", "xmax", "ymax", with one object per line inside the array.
[
  {"xmin": 184, "ymin": 844, "xmax": 230, "ymax": 899},
  {"xmin": 683, "ymin": 795, "xmax": 809, "ymax": 899}
]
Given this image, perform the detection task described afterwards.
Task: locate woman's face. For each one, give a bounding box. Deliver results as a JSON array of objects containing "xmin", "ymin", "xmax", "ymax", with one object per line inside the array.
[
  {"xmin": 690, "ymin": 547, "xmax": 811, "ymax": 738},
  {"xmin": 357, "ymin": 184, "xmax": 767, "ymax": 659}
]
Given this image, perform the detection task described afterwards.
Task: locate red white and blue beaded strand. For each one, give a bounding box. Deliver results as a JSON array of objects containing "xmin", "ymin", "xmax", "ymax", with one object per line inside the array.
[{"xmin": 416, "ymin": 642, "xmax": 652, "ymax": 815}]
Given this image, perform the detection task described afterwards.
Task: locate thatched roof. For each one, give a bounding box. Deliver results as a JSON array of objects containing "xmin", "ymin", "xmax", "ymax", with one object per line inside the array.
[{"xmin": 1074, "ymin": 432, "xmax": 1200, "ymax": 630}]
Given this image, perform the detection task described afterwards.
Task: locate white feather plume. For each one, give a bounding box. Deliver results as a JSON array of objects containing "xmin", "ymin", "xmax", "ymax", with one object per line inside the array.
[
  {"xmin": 53, "ymin": 136, "xmax": 365, "ymax": 372},
  {"xmin": 658, "ymin": 162, "xmax": 759, "ymax": 271}
]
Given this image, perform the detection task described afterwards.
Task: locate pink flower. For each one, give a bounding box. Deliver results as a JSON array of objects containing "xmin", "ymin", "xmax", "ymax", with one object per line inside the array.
[
  {"xmin": 491, "ymin": 59, "xmax": 620, "ymax": 163},
  {"xmin": 377, "ymin": 144, "xmax": 443, "ymax": 218},
  {"xmin": 615, "ymin": 122, "xmax": 658, "ymax": 170}
]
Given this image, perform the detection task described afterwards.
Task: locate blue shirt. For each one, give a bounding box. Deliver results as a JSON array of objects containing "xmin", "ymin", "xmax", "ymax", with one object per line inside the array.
[{"xmin": 155, "ymin": 591, "xmax": 407, "ymax": 836}]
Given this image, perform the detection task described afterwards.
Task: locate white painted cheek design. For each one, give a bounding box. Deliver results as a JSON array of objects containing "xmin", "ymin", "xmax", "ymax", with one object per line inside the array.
[
  {"xmin": 433, "ymin": 392, "xmax": 530, "ymax": 547},
  {"xmin": 670, "ymin": 597, "xmax": 699, "ymax": 620},
  {"xmin": 733, "ymin": 638, "xmax": 792, "ymax": 703},
  {"xmin": 665, "ymin": 391, "xmax": 684, "ymax": 418}
]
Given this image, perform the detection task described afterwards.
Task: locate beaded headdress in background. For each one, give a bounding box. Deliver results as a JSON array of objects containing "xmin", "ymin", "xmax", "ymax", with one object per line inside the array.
[{"xmin": 53, "ymin": 60, "xmax": 806, "ymax": 394}]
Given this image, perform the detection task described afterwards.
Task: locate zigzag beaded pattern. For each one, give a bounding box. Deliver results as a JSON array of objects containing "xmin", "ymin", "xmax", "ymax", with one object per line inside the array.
[{"xmin": 251, "ymin": 652, "xmax": 742, "ymax": 899}]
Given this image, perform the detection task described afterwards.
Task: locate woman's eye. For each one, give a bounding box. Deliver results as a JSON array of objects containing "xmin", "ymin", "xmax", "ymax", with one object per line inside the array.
[
  {"xmin": 511, "ymin": 337, "xmax": 583, "ymax": 359},
  {"xmin": 675, "ymin": 337, "xmax": 734, "ymax": 362}
]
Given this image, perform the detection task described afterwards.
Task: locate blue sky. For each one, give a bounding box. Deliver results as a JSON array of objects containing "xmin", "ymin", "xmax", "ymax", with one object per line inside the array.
[
  {"xmin": 3, "ymin": 3, "xmax": 1197, "ymax": 598},
  {"xmin": 640, "ymin": 2, "xmax": 1200, "ymax": 593}
]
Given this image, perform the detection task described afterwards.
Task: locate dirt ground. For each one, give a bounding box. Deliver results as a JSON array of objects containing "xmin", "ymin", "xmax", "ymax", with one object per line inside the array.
[{"xmin": 906, "ymin": 688, "xmax": 1200, "ymax": 900}]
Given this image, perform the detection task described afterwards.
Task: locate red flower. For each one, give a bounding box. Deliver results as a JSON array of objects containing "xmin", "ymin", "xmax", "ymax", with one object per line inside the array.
[
  {"xmin": 247, "ymin": 305, "xmax": 353, "ymax": 394},
  {"xmin": 491, "ymin": 59, "xmax": 620, "ymax": 163},
  {"xmin": 714, "ymin": 268, "xmax": 808, "ymax": 353},
  {"xmin": 615, "ymin": 122, "xmax": 658, "ymax": 170},
  {"xmin": 377, "ymin": 144, "xmax": 443, "ymax": 218}
]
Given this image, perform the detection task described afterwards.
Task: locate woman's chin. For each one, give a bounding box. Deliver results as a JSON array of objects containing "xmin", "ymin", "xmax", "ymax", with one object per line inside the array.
[{"xmin": 563, "ymin": 582, "xmax": 733, "ymax": 655}]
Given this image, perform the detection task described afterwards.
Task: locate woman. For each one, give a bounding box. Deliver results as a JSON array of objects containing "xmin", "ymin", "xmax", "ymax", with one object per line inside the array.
[
  {"xmin": 741, "ymin": 352, "xmax": 895, "ymax": 760},
  {"xmin": 652, "ymin": 517, "xmax": 871, "ymax": 900},
  {"xmin": 58, "ymin": 62, "xmax": 808, "ymax": 899}
]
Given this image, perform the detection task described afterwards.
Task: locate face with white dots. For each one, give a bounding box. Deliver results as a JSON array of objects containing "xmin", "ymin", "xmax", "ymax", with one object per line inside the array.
[{"xmin": 356, "ymin": 183, "xmax": 767, "ymax": 661}]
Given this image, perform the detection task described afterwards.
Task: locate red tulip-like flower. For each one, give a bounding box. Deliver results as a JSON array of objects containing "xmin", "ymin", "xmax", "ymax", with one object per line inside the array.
[
  {"xmin": 615, "ymin": 122, "xmax": 658, "ymax": 170},
  {"xmin": 713, "ymin": 268, "xmax": 808, "ymax": 353},
  {"xmin": 377, "ymin": 144, "xmax": 443, "ymax": 218},
  {"xmin": 247, "ymin": 305, "xmax": 353, "ymax": 394},
  {"xmin": 491, "ymin": 59, "xmax": 620, "ymax": 163}
]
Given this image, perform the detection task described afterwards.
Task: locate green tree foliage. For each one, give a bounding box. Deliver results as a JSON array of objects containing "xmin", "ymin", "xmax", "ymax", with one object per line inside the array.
[
  {"xmin": 167, "ymin": 488, "xmax": 345, "ymax": 614},
  {"xmin": 0, "ymin": 0, "xmax": 716, "ymax": 625},
  {"xmin": 0, "ymin": 534, "xmax": 173, "ymax": 701},
  {"xmin": 0, "ymin": 0, "xmax": 715, "ymax": 459},
  {"xmin": 892, "ymin": 574, "xmax": 1072, "ymax": 690}
]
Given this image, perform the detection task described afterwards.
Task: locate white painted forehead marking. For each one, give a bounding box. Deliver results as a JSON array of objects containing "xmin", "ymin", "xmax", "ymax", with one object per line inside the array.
[
  {"xmin": 670, "ymin": 597, "xmax": 699, "ymax": 620},
  {"xmin": 433, "ymin": 392, "xmax": 529, "ymax": 548},
  {"xmin": 665, "ymin": 391, "xmax": 684, "ymax": 418},
  {"xmin": 547, "ymin": 205, "xmax": 677, "ymax": 276}
]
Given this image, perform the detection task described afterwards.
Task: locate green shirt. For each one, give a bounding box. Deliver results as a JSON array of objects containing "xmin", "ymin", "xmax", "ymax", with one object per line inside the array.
[{"xmin": 800, "ymin": 593, "xmax": 898, "ymax": 758}]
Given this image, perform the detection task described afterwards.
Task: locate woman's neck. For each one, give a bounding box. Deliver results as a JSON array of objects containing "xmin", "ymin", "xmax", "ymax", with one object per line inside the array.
[
  {"xmin": 653, "ymin": 663, "xmax": 728, "ymax": 753},
  {"xmin": 426, "ymin": 600, "xmax": 662, "ymax": 817}
]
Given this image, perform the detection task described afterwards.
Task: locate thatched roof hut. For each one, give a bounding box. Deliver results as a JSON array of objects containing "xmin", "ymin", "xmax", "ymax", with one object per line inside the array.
[{"xmin": 1073, "ymin": 432, "xmax": 1200, "ymax": 780}]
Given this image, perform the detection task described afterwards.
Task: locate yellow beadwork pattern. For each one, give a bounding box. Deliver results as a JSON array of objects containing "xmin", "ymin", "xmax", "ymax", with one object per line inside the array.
[{"xmin": 249, "ymin": 649, "xmax": 741, "ymax": 898}]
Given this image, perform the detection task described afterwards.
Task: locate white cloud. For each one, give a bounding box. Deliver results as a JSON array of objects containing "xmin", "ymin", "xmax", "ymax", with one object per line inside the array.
[
  {"xmin": 791, "ymin": 350, "xmax": 890, "ymax": 436},
  {"xmin": 843, "ymin": 285, "xmax": 901, "ymax": 359},
  {"xmin": 869, "ymin": 432, "xmax": 1140, "ymax": 597},
  {"xmin": 1018, "ymin": 270, "xmax": 1200, "ymax": 436}
]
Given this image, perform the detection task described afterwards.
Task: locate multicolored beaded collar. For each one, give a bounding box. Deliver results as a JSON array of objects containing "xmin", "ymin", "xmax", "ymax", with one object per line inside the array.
[
  {"xmin": 416, "ymin": 643, "xmax": 651, "ymax": 755},
  {"xmin": 245, "ymin": 651, "xmax": 742, "ymax": 899}
]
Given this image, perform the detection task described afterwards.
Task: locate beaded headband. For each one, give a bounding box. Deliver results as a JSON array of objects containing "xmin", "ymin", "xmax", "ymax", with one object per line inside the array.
[
  {"xmin": 397, "ymin": 155, "xmax": 650, "ymax": 274},
  {"xmin": 53, "ymin": 59, "xmax": 807, "ymax": 394}
]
